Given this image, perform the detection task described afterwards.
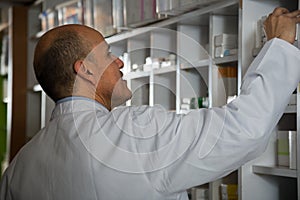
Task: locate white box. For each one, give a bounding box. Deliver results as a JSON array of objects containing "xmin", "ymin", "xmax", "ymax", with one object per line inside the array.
[
  {"xmin": 182, "ymin": 98, "xmax": 191, "ymax": 104},
  {"xmin": 214, "ymin": 33, "xmax": 238, "ymax": 48},
  {"xmin": 180, "ymin": 104, "xmax": 190, "ymax": 110},
  {"xmin": 143, "ymin": 63, "xmax": 160, "ymax": 72},
  {"xmin": 255, "ymin": 16, "xmax": 267, "ymax": 49},
  {"xmin": 215, "ymin": 46, "xmax": 237, "ymax": 58},
  {"xmin": 191, "ymin": 187, "xmax": 208, "ymax": 200},
  {"xmin": 277, "ymin": 131, "xmax": 289, "ymax": 167},
  {"xmin": 289, "ymin": 94, "xmax": 297, "ymax": 105},
  {"xmin": 289, "ymin": 131, "xmax": 297, "ymax": 169},
  {"xmin": 143, "ymin": 64, "xmax": 152, "ymax": 72}
]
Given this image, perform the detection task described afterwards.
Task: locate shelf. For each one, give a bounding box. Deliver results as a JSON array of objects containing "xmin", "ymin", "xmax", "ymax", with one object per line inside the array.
[
  {"xmin": 252, "ymin": 165, "xmax": 297, "ymax": 178},
  {"xmin": 285, "ymin": 105, "xmax": 296, "ymax": 114},
  {"xmin": 124, "ymin": 66, "xmax": 176, "ymax": 79},
  {"xmin": 153, "ymin": 66, "xmax": 176, "ymax": 75},
  {"xmin": 158, "ymin": 0, "xmax": 229, "ymax": 16},
  {"xmin": 181, "ymin": 59, "xmax": 210, "ymax": 69},
  {"xmin": 123, "ymin": 71, "xmax": 150, "ymax": 80},
  {"xmin": 106, "ymin": 0, "xmax": 238, "ymax": 44},
  {"xmin": 213, "ymin": 55, "xmax": 238, "ymax": 65}
]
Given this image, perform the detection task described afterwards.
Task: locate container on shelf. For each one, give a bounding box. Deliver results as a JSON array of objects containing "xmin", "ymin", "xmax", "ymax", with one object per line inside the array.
[
  {"xmin": 56, "ymin": 0, "xmax": 83, "ymax": 25},
  {"xmin": 156, "ymin": 0, "xmax": 225, "ymax": 16},
  {"xmin": 93, "ymin": 0, "xmax": 117, "ymax": 37},
  {"xmin": 126, "ymin": 0, "xmax": 158, "ymax": 28},
  {"xmin": 39, "ymin": 9, "xmax": 57, "ymax": 31}
]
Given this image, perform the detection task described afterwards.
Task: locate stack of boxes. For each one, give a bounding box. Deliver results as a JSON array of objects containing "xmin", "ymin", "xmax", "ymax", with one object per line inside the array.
[{"xmin": 214, "ymin": 33, "xmax": 238, "ymax": 58}]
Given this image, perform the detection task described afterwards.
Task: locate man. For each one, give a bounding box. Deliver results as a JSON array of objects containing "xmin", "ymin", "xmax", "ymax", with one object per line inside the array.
[{"xmin": 1, "ymin": 7, "xmax": 300, "ymax": 200}]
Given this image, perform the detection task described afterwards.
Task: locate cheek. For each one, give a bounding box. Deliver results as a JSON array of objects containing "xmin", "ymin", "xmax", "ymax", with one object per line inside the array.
[{"xmin": 98, "ymin": 68, "xmax": 120, "ymax": 91}]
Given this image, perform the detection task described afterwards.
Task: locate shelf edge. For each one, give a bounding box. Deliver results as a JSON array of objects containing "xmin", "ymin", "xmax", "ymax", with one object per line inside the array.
[{"xmin": 252, "ymin": 165, "xmax": 297, "ymax": 178}]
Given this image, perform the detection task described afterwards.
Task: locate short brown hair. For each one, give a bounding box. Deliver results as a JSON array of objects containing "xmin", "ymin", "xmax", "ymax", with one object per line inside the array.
[{"xmin": 34, "ymin": 27, "xmax": 92, "ymax": 101}]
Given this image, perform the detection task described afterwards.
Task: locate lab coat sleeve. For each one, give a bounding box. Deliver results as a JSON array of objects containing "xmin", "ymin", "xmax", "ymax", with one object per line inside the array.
[
  {"xmin": 145, "ymin": 38, "xmax": 300, "ymax": 194},
  {"xmin": 0, "ymin": 171, "xmax": 12, "ymax": 200}
]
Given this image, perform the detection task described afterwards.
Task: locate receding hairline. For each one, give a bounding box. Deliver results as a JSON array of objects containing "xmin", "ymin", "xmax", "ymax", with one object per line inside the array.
[{"xmin": 34, "ymin": 24, "xmax": 102, "ymax": 67}]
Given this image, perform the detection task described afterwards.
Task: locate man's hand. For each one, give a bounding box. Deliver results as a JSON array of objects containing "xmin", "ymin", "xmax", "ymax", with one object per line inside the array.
[{"xmin": 264, "ymin": 7, "xmax": 300, "ymax": 44}]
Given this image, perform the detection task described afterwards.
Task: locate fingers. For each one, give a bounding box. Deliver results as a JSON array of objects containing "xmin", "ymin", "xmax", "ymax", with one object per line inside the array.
[
  {"xmin": 284, "ymin": 9, "xmax": 300, "ymax": 18},
  {"xmin": 272, "ymin": 7, "xmax": 289, "ymax": 16},
  {"xmin": 264, "ymin": 7, "xmax": 300, "ymax": 44}
]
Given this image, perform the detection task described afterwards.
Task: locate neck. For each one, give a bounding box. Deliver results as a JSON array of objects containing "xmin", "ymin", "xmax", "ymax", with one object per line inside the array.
[
  {"xmin": 73, "ymin": 83, "xmax": 112, "ymax": 111},
  {"xmin": 94, "ymin": 93, "xmax": 112, "ymax": 111}
]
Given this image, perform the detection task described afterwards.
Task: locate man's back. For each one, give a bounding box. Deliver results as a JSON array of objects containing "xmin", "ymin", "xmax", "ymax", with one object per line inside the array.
[{"xmin": 0, "ymin": 99, "xmax": 189, "ymax": 200}]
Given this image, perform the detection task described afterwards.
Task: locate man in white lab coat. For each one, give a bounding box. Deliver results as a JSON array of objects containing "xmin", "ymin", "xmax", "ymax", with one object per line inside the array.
[{"xmin": 1, "ymin": 7, "xmax": 300, "ymax": 200}]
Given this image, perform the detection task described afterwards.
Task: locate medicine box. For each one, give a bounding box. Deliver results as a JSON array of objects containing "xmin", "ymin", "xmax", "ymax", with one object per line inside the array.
[
  {"xmin": 277, "ymin": 130, "xmax": 297, "ymax": 169},
  {"xmin": 215, "ymin": 46, "xmax": 237, "ymax": 58},
  {"xmin": 214, "ymin": 33, "xmax": 238, "ymax": 48}
]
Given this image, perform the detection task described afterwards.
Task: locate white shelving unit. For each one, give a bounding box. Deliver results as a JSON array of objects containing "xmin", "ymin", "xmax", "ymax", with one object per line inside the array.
[
  {"xmin": 109, "ymin": 0, "xmax": 239, "ymax": 107},
  {"xmin": 27, "ymin": 0, "xmax": 300, "ymax": 199},
  {"xmin": 239, "ymin": 1, "xmax": 300, "ymax": 200}
]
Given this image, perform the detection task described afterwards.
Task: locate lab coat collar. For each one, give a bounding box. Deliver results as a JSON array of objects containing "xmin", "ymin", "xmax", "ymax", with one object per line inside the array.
[{"xmin": 51, "ymin": 96, "xmax": 109, "ymax": 120}]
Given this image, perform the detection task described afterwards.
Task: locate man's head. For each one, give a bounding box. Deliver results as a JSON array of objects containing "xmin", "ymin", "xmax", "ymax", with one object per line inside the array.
[{"xmin": 34, "ymin": 24, "xmax": 132, "ymax": 110}]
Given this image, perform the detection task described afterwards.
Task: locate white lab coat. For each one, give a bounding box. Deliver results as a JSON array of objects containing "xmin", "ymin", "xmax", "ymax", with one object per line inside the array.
[{"xmin": 1, "ymin": 38, "xmax": 300, "ymax": 200}]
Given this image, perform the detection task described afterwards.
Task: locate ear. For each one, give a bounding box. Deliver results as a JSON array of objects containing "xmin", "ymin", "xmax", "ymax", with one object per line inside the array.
[{"xmin": 74, "ymin": 60, "xmax": 97, "ymax": 85}]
